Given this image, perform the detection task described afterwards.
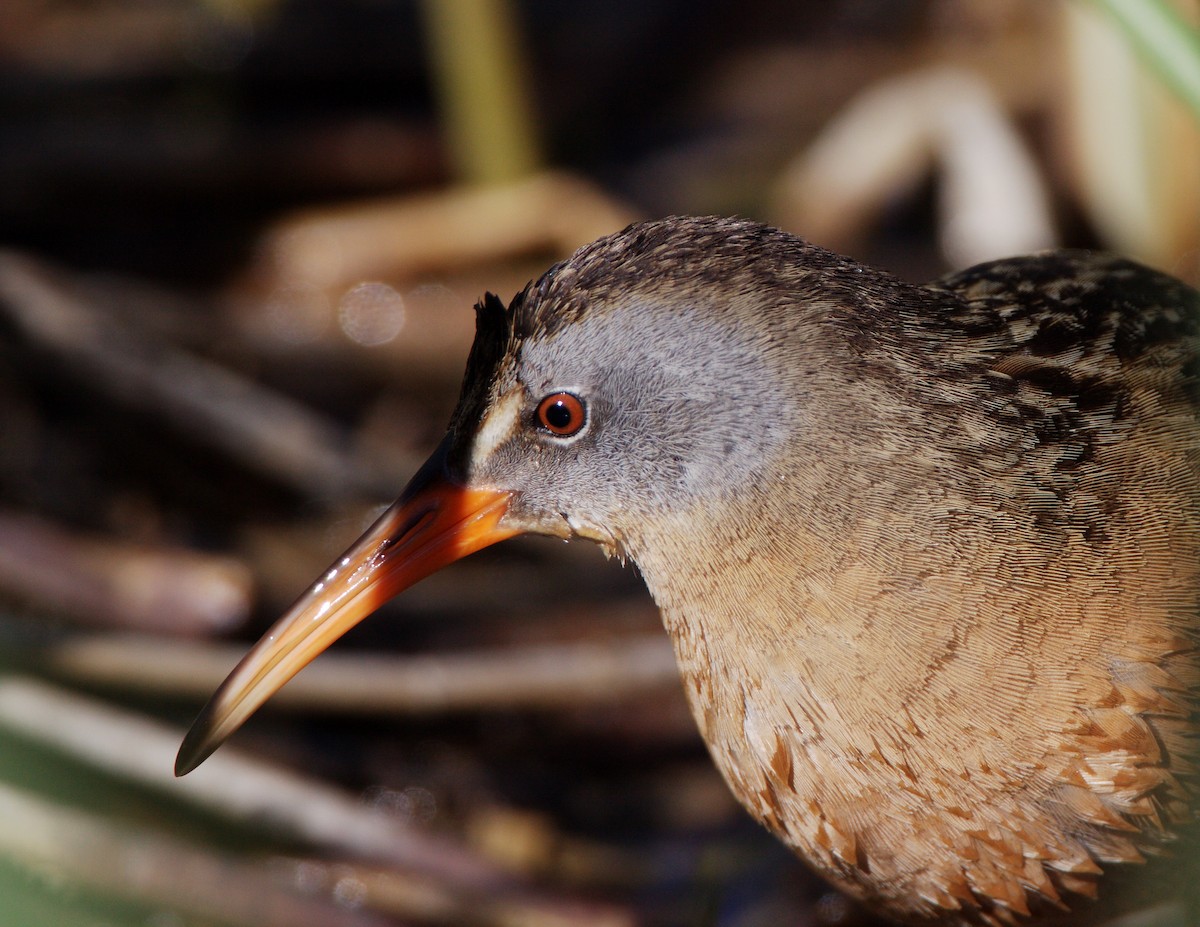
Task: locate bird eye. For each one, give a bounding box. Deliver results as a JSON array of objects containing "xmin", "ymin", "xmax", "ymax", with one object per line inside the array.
[{"xmin": 535, "ymin": 392, "xmax": 587, "ymax": 437}]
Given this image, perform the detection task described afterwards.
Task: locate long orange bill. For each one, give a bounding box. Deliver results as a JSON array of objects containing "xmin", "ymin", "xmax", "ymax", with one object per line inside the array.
[{"xmin": 175, "ymin": 456, "xmax": 516, "ymax": 776}]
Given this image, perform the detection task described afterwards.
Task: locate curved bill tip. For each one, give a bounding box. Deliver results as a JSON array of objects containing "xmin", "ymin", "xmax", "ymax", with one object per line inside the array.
[{"xmin": 175, "ymin": 472, "xmax": 516, "ymax": 776}]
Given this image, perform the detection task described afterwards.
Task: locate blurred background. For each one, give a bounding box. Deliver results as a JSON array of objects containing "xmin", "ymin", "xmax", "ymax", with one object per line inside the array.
[{"xmin": 0, "ymin": 1, "xmax": 1197, "ymax": 925}]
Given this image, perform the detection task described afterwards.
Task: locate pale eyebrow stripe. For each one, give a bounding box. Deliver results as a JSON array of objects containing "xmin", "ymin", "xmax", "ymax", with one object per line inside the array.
[{"xmin": 472, "ymin": 388, "xmax": 524, "ymax": 463}]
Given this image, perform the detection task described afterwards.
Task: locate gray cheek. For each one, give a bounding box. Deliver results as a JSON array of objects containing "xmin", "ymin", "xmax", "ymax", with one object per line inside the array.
[
  {"xmin": 518, "ymin": 302, "xmax": 792, "ymax": 508},
  {"xmin": 483, "ymin": 437, "xmax": 580, "ymax": 504}
]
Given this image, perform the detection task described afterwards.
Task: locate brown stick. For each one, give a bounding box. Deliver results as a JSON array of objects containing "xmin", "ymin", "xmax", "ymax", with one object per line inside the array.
[
  {"xmin": 0, "ymin": 251, "xmax": 394, "ymax": 501},
  {"xmin": 248, "ymin": 172, "xmax": 638, "ymax": 293},
  {"xmin": 0, "ymin": 508, "xmax": 252, "ymax": 635},
  {"xmin": 39, "ymin": 626, "xmax": 679, "ymax": 712}
]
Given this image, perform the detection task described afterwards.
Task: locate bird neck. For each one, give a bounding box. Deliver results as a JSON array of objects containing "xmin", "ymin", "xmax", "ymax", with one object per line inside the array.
[
  {"xmin": 626, "ymin": 469, "xmax": 910, "ymax": 687},
  {"xmin": 621, "ymin": 439, "xmax": 1004, "ymax": 754}
]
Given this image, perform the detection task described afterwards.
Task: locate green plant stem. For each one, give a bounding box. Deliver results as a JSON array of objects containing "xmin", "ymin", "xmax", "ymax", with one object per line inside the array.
[
  {"xmin": 420, "ymin": 0, "xmax": 542, "ymax": 184},
  {"xmin": 1091, "ymin": 0, "xmax": 1200, "ymax": 119}
]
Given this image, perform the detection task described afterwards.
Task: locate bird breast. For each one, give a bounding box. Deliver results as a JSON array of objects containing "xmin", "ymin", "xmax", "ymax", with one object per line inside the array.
[{"xmin": 632, "ymin": 382, "xmax": 1199, "ymax": 924}]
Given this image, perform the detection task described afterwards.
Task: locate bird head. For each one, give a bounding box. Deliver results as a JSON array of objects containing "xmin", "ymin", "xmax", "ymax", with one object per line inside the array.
[{"xmin": 174, "ymin": 217, "xmax": 879, "ymax": 775}]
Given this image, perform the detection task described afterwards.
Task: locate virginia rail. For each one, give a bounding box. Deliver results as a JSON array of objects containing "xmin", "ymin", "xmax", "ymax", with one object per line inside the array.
[{"xmin": 177, "ymin": 217, "xmax": 1200, "ymax": 925}]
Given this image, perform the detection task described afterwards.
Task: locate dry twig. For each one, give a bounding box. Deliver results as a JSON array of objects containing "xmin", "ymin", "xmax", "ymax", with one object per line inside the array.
[
  {"xmin": 247, "ymin": 171, "xmax": 638, "ymax": 294},
  {"xmin": 0, "ymin": 251, "xmax": 395, "ymax": 502},
  {"xmin": 0, "ymin": 508, "xmax": 252, "ymax": 635},
  {"xmin": 37, "ymin": 627, "xmax": 678, "ymax": 713}
]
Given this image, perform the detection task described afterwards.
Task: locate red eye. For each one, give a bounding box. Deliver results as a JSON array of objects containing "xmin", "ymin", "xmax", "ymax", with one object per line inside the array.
[{"xmin": 536, "ymin": 392, "xmax": 587, "ymax": 436}]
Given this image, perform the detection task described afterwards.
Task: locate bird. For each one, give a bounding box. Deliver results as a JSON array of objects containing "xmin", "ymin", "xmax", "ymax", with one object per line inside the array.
[{"xmin": 176, "ymin": 217, "xmax": 1200, "ymax": 926}]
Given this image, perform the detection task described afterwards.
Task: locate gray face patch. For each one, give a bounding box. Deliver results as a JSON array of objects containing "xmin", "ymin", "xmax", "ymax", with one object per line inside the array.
[{"xmin": 470, "ymin": 299, "xmax": 797, "ymax": 544}]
